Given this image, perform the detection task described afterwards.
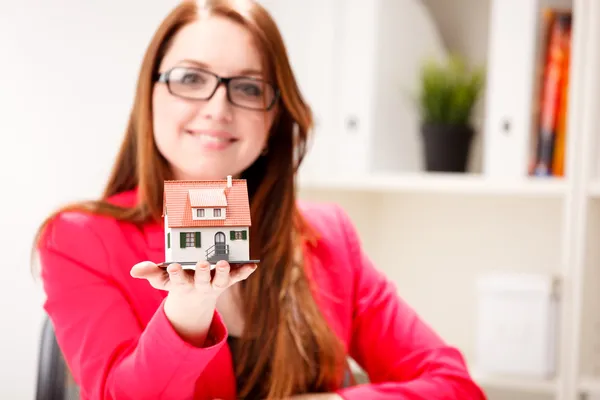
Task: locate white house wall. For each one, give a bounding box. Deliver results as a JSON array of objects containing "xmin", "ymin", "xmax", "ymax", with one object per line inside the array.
[
  {"xmin": 164, "ymin": 213, "xmax": 172, "ymax": 262},
  {"xmin": 166, "ymin": 226, "xmax": 250, "ymax": 264}
]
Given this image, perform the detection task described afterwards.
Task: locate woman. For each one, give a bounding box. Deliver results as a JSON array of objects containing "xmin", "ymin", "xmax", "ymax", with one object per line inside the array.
[{"xmin": 34, "ymin": 0, "xmax": 486, "ymax": 399}]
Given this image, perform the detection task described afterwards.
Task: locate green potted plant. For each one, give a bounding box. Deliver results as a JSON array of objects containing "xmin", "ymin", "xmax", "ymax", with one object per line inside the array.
[{"xmin": 418, "ymin": 55, "xmax": 485, "ymax": 172}]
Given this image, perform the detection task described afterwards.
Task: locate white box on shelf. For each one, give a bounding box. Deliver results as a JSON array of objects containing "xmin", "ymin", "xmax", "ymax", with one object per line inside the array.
[
  {"xmin": 475, "ymin": 271, "xmax": 560, "ymax": 379},
  {"xmin": 260, "ymin": 0, "xmax": 447, "ymax": 185},
  {"xmin": 483, "ymin": 0, "xmax": 543, "ymax": 178}
]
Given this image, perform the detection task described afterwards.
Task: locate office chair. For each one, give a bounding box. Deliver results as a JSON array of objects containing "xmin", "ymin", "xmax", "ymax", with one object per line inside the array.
[{"xmin": 35, "ymin": 316, "xmax": 79, "ymax": 400}]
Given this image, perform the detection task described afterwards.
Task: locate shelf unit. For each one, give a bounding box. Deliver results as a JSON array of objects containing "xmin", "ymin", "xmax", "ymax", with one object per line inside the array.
[{"xmin": 263, "ymin": 0, "xmax": 600, "ymax": 398}]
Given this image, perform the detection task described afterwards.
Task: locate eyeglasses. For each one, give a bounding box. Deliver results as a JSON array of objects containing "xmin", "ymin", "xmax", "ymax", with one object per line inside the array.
[{"xmin": 155, "ymin": 66, "xmax": 280, "ymax": 111}]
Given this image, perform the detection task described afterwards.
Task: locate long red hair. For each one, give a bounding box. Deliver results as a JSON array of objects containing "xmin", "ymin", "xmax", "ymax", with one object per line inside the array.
[{"xmin": 33, "ymin": 0, "xmax": 348, "ymax": 398}]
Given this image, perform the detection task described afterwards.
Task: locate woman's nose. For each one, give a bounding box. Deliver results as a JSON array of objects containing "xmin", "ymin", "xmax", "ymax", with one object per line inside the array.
[{"xmin": 201, "ymin": 84, "xmax": 233, "ymax": 122}]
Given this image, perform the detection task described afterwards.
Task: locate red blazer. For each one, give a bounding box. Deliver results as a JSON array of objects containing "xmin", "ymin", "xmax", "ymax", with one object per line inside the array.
[{"xmin": 38, "ymin": 188, "xmax": 486, "ymax": 400}]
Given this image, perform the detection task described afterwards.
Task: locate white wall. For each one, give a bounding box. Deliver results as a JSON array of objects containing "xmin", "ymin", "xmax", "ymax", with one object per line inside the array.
[{"xmin": 0, "ymin": 2, "xmax": 179, "ymax": 398}]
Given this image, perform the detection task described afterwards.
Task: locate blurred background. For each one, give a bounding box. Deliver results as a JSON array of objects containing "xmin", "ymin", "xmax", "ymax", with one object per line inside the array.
[{"xmin": 3, "ymin": 0, "xmax": 600, "ymax": 399}]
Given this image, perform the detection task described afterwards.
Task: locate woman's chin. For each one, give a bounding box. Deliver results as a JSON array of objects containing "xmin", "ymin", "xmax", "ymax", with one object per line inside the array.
[{"xmin": 173, "ymin": 167, "xmax": 241, "ymax": 181}]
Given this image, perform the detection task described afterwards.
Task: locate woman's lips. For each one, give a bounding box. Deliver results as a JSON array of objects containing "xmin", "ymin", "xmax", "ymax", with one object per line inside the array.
[{"xmin": 185, "ymin": 129, "xmax": 238, "ymax": 150}]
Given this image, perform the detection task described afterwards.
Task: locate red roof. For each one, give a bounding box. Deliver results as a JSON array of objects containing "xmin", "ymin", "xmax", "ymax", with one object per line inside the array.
[
  {"xmin": 189, "ymin": 189, "xmax": 228, "ymax": 207},
  {"xmin": 163, "ymin": 179, "xmax": 251, "ymax": 228}
]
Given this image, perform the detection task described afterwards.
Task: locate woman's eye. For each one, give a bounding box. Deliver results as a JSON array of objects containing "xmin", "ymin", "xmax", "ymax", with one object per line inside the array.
[
  {"xmin": 236, "ymin": 83, "xmax": 262, "ymax": 97},
  {"xmin": 181, "ymin": 74, "xmax": 203, "ymax": 84}
]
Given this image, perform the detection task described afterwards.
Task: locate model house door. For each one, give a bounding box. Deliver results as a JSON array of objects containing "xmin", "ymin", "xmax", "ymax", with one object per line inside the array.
[{"xmin": 215, "ymin": 232, "xmax": 226, "ymax": 255}]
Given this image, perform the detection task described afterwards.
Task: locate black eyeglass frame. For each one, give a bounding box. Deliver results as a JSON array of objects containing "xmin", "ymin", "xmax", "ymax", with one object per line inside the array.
[{"xmin": 154, "ymin": 66, "xmax": 281, "ymax": 111}]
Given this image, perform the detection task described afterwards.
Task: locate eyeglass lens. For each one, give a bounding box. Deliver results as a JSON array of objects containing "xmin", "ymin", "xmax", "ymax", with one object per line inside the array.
[{"xmin": 167, "ymin": 67, "xmax": 276, "ymax": 110}]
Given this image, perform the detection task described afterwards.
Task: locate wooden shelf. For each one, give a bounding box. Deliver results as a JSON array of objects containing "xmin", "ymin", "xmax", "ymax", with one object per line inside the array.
[{"xmin": 298, "ymin": 172, "xmax": 566, "ymax": 198}]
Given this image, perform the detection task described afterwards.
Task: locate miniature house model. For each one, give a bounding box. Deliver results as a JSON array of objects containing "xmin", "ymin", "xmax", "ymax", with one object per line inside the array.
[{"xmin": 163, "ymin": 176, "xmax": 254, "ymax": 266}]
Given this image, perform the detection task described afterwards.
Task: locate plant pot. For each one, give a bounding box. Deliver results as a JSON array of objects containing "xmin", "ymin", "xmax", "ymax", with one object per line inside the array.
[{"xmin": 420, "ymin": 122, "xmax": 475, "ymax": 172}]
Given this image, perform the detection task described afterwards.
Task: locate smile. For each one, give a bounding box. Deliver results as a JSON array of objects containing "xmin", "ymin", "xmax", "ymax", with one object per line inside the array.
[{"xmin": 185, "ymin": 130, "xmax": 238, "ymax": 149}]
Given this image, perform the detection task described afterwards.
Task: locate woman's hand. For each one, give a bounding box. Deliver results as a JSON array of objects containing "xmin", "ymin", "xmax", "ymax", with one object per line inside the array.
[{"xmin": 131, "ymin": 260, "xmax": 257, "ymax": 346}]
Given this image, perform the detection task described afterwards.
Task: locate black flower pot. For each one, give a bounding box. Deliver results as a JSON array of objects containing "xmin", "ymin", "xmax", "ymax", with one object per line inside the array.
[{"xmin": 421, "ymin": 122, "xmax": 475, "ymax": 173}]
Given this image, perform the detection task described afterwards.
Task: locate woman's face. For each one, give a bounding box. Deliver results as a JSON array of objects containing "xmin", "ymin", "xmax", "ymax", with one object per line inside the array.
[{"xmin": 152, "ymin": 15, "xmax": 278, "ymax": 181}]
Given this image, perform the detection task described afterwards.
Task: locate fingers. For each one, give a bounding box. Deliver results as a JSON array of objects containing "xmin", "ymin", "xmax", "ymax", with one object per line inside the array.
[
  {"xmin": 212, "ymin": 260, "xmax": 231, "ymax": 289},
  {"xmin": 130, "ymin": 261, "xmax": 163, "ymax": 279},
  {"xmin": 131, "ymin": 261, "xmax": 172, "ymax": 290},
  {"xmin": 132, "ymin": 260, "xmax": 257, "ymax": 293},
  {"xmin": 230, "ymin": 263, "xmax": 258, "ymax": 284},
  {"xmin": 166, "ymin": 263, "xmax": 194, "ymax": 287},
  {"xmin": 194, "ymin": 261, "xmax": 212, "ymax": 287}
]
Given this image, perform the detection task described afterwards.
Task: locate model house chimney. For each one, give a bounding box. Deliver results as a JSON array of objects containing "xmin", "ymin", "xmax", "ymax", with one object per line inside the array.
[{"xmin": 227, "ymin": 175, "xmax": 232, "ymax": 188}]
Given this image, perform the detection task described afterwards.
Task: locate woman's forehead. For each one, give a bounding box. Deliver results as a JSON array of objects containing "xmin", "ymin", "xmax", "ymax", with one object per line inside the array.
[{"xmin": 160, "ymin": 16, "xmax": 264, "ymax": 77}]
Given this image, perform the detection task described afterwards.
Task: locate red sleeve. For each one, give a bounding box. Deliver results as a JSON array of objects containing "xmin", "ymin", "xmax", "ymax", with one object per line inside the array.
[
  {"xmin": 333, "ymin": 207, "xmax": 487, "ymax": 400},
  {"xmin": 38, "ymin": 214, "xmax": 227, "ymax": 400}
]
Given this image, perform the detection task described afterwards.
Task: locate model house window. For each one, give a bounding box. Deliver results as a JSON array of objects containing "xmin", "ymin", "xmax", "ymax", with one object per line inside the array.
[
  {"xmin": 230, "ymin": 230, "xmax": 247, "ymax": 240},
  {"xmin": 196, "ymin": 209, "xmax": 205, "ymax": 217},
  {"xmin": 213, "ymin": 208, "xmax": 221, "ymax": 217},
  {"xmin": 185, "ymin": 232, "xmax": 195, "ymax": 247},
  {"xmin": 167, "ymin": 232, "xmax": 170, "ymax": 248},
  {"xmin": 180, "ymin": 232, "xmax": 201, "ymax": 248}
]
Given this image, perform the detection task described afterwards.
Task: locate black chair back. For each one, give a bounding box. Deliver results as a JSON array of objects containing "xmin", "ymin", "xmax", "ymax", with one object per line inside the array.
[{"xmin": 35, "ymin": 316, "xmax": 69, "ymax": 400}]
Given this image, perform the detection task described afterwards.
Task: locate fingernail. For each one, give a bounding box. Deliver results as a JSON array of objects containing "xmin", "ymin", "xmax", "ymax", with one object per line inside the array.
[{"xmin": 167, "ymin": 265, "xmax": 178, "ymax": 274}]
